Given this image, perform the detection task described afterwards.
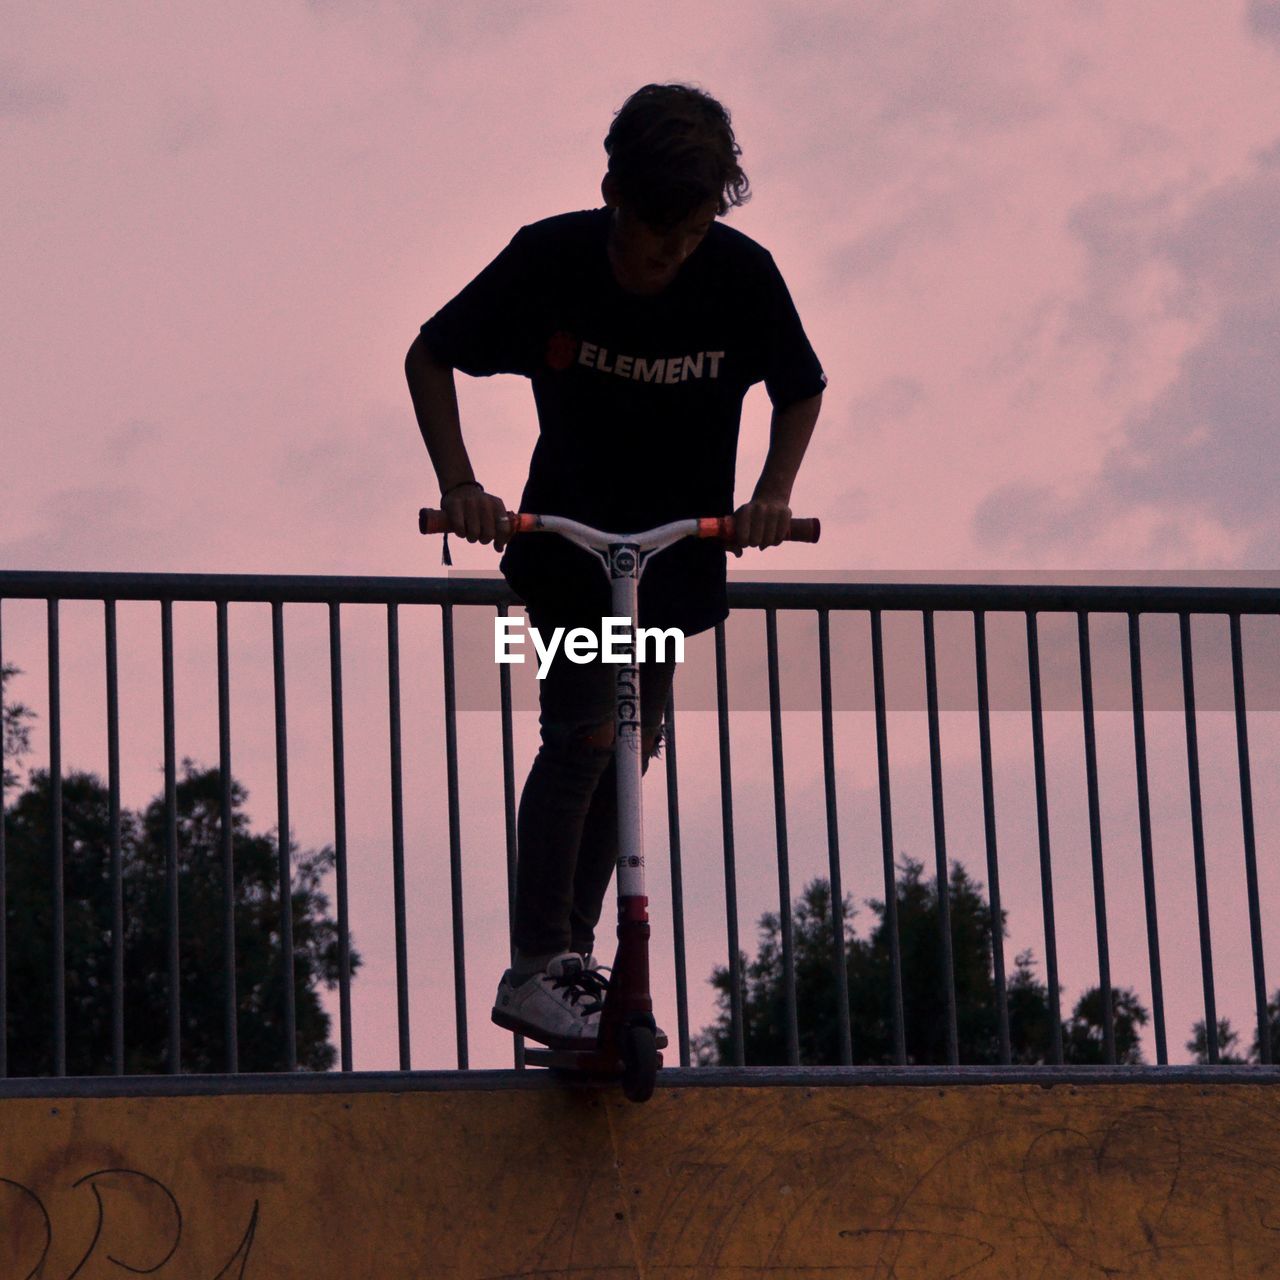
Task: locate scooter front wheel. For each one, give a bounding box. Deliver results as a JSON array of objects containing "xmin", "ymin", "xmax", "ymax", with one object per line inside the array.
[{"xmin": 619, "ymin": 1024, "xmax": 658, "ymax": 1103}]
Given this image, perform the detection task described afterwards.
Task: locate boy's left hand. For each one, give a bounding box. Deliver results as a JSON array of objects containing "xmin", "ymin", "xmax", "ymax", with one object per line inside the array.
[{"xmin": 730, "ymin": 497, "xmax": 792, "ymax": 557}]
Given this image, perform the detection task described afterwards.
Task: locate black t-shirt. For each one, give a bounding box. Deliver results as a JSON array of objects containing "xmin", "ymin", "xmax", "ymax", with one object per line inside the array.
[{"xmin": 419, "ymin": 208, "xmax": 827, "ymax": 636}]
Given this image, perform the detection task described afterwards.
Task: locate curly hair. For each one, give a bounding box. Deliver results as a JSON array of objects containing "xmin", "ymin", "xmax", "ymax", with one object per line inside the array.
[{"xmin": 604, "ymin": 83, "xmax": 751, "ymax": 229}]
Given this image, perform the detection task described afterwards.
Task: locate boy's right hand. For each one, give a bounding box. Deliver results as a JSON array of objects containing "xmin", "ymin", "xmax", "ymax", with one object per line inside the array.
[{"xmin": 442, "ymin": 483, "xmax": 512, "ymax": 551}]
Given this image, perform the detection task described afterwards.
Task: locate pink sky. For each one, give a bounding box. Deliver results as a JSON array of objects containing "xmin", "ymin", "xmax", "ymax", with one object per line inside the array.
[{"xmin": 5, "ymin": 1, "xmax": 1280, "ymax": 1070}]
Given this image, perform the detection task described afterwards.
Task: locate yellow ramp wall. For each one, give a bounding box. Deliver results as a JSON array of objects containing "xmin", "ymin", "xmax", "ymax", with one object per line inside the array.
[{"xmin": 2, "ymin": 1082, "xmax": 1278, "ymax": 1278}]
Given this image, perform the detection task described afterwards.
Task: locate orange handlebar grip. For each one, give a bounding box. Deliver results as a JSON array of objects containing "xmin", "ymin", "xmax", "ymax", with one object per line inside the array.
[
  {"xmin": 698, "ymin": 515, "xmax": 822, "ymax": 544},
  {"xmin": 418, "ymin": 507, "xmax": 525, "ymax": 537}
]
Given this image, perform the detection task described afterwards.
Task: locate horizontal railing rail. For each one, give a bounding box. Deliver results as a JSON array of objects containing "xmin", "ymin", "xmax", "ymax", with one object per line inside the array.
[
  {"xmin": 5, "ymin": 568, "xmax": 1280, "ymax": 612},
  {"xmin": 2, "ymin": 568, "xmax": 1278, "ymax": 1084}
]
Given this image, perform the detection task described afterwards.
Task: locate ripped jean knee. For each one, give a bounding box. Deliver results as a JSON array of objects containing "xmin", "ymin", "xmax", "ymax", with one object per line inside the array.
[{"xmin": 539, "ymin": 716, "xmax": 665, "ymax": 768}]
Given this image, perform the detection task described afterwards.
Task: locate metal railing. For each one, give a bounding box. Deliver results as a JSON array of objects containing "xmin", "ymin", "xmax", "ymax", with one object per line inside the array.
[{"xmin": 1, "ymin": 570, "xmax": 1278, "ymax": 1082}]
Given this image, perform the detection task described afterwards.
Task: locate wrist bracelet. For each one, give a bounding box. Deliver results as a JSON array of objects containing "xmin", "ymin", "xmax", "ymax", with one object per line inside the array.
[{"xmin": 441, "ymin": 480, "xmax": 482, "ymax": 500}]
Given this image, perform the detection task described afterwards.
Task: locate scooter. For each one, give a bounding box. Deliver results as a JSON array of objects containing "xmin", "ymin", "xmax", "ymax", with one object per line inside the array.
[{"xmin": 419, "ymin": 506, "xmax": 820, "ymax": 1101}]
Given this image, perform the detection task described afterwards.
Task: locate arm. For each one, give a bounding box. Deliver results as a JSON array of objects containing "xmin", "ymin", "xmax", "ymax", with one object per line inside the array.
[
  {"xmin": 733, "ymin": 390, "xmax": 824, "ymax": 551},
  {"xmin": 405, "ymin": 334, "xmax": 510, "ymax": 548},
  {"xmin": 405, "ymin": 333, "xmax": 472, "ymax": 490}
]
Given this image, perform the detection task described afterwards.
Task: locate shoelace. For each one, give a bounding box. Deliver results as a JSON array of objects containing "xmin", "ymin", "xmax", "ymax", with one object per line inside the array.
[{"xmin": 549, "ymin": 964, "xmax": 611, "ymax": 1016}]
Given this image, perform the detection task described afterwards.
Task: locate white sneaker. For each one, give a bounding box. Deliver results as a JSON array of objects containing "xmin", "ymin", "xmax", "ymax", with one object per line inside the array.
[{"xmin": 491, "ymin": 952, "xmax": 608, "ymax": 1050}]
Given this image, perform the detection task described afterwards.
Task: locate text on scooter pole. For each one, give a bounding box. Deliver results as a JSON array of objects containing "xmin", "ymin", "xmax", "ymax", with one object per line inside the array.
[{"xmin": 494, "ymin": 616, "xmax": 685, "ymax": 679}]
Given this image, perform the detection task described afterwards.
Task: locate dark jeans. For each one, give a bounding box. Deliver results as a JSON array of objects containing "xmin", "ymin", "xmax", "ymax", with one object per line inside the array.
[{"xmin": 512, "ymin": 601, "xmax": 677, "ymax": 962}]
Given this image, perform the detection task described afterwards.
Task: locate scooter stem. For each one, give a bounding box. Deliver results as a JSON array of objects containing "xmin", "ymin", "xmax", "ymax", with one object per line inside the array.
[
  {"xmin": 595, "ymin": 543, "xmax": 656, "ymax": 1046},
  {"xmin": 607, "ymin": 546, "xmax": 645, "ymax": 901}
]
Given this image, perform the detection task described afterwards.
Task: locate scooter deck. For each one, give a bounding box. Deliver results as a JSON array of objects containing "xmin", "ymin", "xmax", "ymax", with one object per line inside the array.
[{"xmin": 524, "ymin": 1045, "xmax": 664, "ymax": 1074}]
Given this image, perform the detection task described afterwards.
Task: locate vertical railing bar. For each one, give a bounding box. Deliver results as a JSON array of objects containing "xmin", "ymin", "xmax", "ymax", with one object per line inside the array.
[
  {"xmin": 216, "ymin": 600, "xmax": 239, "ymax": 1074},
  {"xmin": 1179, "ymin": 611, "xmax": 1218, "ymax": 1063},
  {"xmin": 818, "ymin": 609, "xmax": 853, "ymax": 1066},
  {"xmin": 497, "ymin": 604, "xmax": 524, "ymax": 1070},
  {"xmin": 922, "ymin": 609, "xmax": 960, "ymax": 1065},
  {"xmin": 386, "ymin": 603, "xmax": 411, "ymax": 1070},
  {"xmin": 1128, "ymin": 611, "xmax": 1168, "ymax": 1064},
  {"xmin": 0, "ymin": 599, "xmax": 6, "ymax": 1078},
  {"xmin": 161, "ymin": 599, "xmax": 180, "ymax": 1075},
  {"xmin": 441, "ymin": 602, "xmax": 469, "ymax": 1071},
  {"xmin": 765, "ymin": 608, "xmax": 800, "ymax": 1066},
  {"xmin": 1025, "ymin": 610, "xmax": 1063, "ymax": 1064},
  {"xmin": 663, "ymin": 685, "xmax": 691, "ymax": 1067},
  {"xmin": 328, "ymin": 603, "xmax": 353, "ymax": 1073},
  {"xmin": 1229, "ymin": 612, "xmax": 1269, "ymax": 1064},
  {"xmin": 870, "ymin": 609, "xmax": 907, "ymax": 1064},
  {"xmin": 973, "ymin": 610, "xmax": 1011, "ymax": 1064},
  {"xmin": 105, "ymin": 600, "xmax": 125, "ymax": 1076},
  {"xmin": 271, "ymin": 600, "xmax": 298, "ymax": 1072},
  {"xmin": 1077, "ymin": 610, "xmax": 1116, "ymax": 1063},
  {"xmin": 48, "ymin": 599, "xmax": 67, "ymax": 1076},
  {"xmin": 714, "ymin": 621, "xmax": 745, "ymax": 1067}
]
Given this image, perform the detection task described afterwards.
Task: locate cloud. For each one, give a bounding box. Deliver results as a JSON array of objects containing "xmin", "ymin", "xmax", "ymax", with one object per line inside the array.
[
  {"xmin": 1061, "ymin": 183, "xmax": 1187, "ymax": 383},
  {"xmin": 850, "ymin": 375, "xmax": 926, "ymax": 429},
  {"xmin": 157, "ymin": 90, "xmax": 221, "ymax": 156},
  {"xmin": 0, "ymin": 486, "xmax": 171, "ymax": 571},
  {"xmin": 973, "ymin": 481, "xmax": 1099, "ymax": 554},
  {"xmin": 1247, "ymin": 0, "xmax": 1280, "ymax": 49},
  {"xmin": 98, "ymin": 420, "xmax": 164, "ymax": 467},
  {"xmin": 304, "ymin": 0, "xmax": 556, "ymax": 48},
  {"xmin": 825, "ymin": 202, "xmax": 960, "ymax": 280},
  {"xmin": 0, "ymin": 57, "xmax": 66, "ymax": 119},
  {"xmin": 975, "ymin": 141, "xmax": 1280, "ymax": 565},
  {"xmin": 278, "ymin": 406, "xmax": 423, "ymax": 541},
  {"xmin": 762, "ymin": 0, "xmax": 1051, "ymax": 137},
  {"xmin": 1104, "ymin": 301, "xmax": 1280, "ymax": 518},
  {"xmin": 870, "ymin": 7, "xmax": 1051, "ymax": 132},
  {"xmin": 827, "ymin": 485, "xmax": 875, "ymax": 522},
  {"xmin": 753, "ymin": 3, "xmax": 1067, "ymax": 301}
]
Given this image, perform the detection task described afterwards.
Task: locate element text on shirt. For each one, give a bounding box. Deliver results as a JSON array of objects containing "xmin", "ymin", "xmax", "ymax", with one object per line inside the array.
[{"xmin": 578, "ymin": 342, "xmax": 725, "ymax": 385}]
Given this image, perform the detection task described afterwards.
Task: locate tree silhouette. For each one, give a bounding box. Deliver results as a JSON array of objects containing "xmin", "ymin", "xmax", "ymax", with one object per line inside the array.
[
  {"xmin": 1062, "ymin": 984, "xmax": 1148, "ymax": 1064},
  {"xmin": 3, "ymin": 762, "xmax": 358, "ymax": 1075},
  {"xmin": 1186, "ymin": 1000, "xmax": 1280, "ymax": 1065},
  {"xmin": 1, "ymin": 661, "xmax": 34, "ymax": 794},
  {"xmin": 1186, "ymin": 1017, "xmax": 1248, "ymax": 1065},
  {"xmin": 1257, "ymin": 994, "xmax": 1280, "ymax": 1064},
  {"xmin": 694, "ymin": 857, "xmax": 1150, "ymax": 1067}
]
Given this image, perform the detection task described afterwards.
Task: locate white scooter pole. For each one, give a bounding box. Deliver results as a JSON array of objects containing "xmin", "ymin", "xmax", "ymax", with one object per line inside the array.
[{"xmin": 607, "ymin": 544, "xmax": 645, "ymax": 901}]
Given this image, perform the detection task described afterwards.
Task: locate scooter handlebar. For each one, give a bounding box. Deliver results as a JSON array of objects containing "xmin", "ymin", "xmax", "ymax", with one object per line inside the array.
[{"xmin": 417, "ymin": 508, "xmax": 820, "ymax": 543}]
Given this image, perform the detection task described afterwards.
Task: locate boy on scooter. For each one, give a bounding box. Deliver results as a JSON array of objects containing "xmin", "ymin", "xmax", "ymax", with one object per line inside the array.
[{"xmin": 406, "ymin": 83, "xmax": 826, "ymax": 1051}]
